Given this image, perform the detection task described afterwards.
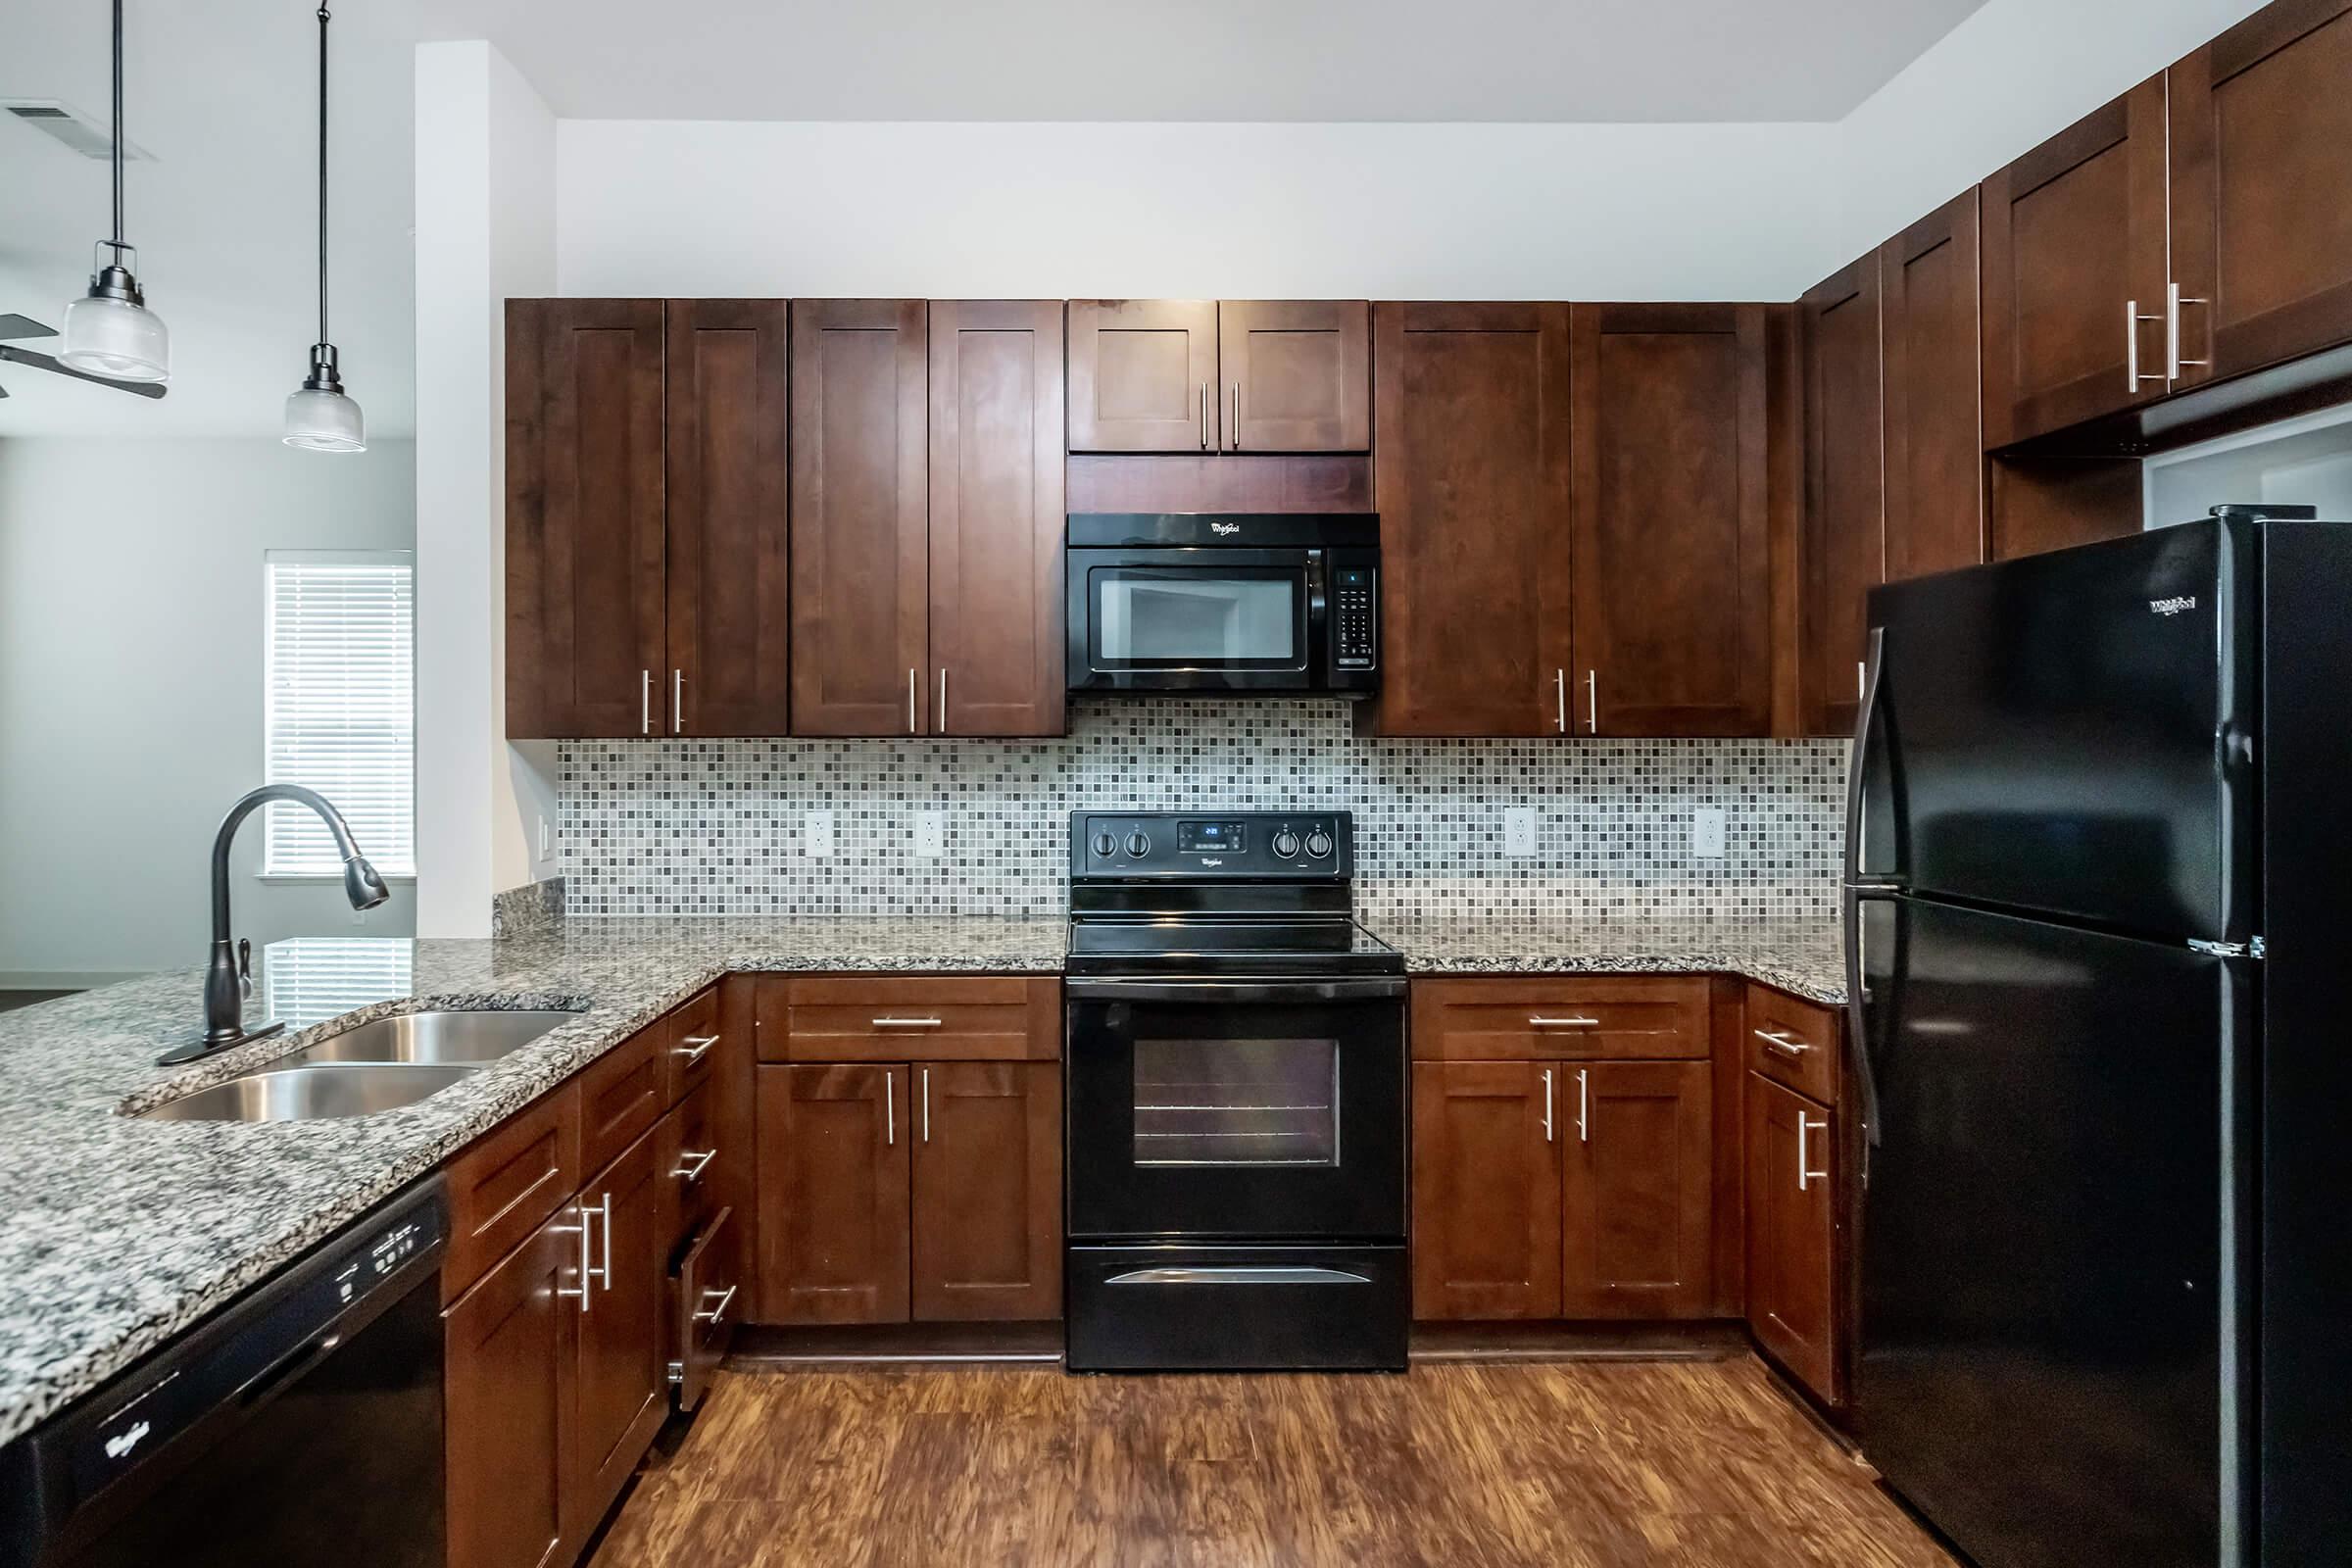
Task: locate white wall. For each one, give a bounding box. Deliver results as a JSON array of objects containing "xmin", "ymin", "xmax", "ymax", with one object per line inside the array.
[{"xmin": 0, "ymin": 438, "xmax": 417, "ymax": 986}]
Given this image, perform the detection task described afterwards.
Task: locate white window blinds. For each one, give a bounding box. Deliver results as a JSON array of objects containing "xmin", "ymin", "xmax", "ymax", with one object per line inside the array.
[{"xmin": 264, "ymin": 553, "xmax": 416, "ymax": 876}]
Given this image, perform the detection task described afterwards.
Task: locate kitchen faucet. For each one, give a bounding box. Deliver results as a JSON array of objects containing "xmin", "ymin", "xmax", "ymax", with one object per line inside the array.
[{"xmin": 158, "ymin": 784, "xmax": 389, "ymax": 1065}]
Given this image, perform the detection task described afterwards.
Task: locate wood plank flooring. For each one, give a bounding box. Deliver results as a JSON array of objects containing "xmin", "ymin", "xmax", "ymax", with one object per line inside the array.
[{"xmin": 588, "ymin": 1356, "xmax": 1956, "ymax": 1567}]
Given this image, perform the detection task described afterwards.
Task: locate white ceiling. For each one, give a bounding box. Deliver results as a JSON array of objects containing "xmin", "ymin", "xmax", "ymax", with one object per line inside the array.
[
  {"xmin": 0, "ymin": 0, "xmax": 418, "ymax": 439},
  {"xmin": 419, "ymin": 0, "xmax": 1990, "ymax": 123}
]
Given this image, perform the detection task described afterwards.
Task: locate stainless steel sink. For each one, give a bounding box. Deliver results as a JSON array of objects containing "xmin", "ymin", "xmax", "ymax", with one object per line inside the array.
[
  {"xmin": 279, "ymin": 1008, "xmax": 584, "ymax": 1068},
  {"xmin": 136, "ymin": 1063, "xmax": 481, "ymax": 1122}
]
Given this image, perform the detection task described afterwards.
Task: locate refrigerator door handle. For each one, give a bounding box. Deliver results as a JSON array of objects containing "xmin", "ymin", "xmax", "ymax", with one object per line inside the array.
[
  {"xmin": 1846, "ymin": 625, "xmax": 1889, "ymax": 887},
  {"xmin": 1843, "ymin": 881, "xmax": 1895, "ymax": 1188}
]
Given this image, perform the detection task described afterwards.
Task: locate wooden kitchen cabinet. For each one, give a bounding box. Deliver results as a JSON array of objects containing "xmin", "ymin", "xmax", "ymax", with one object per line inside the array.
[
  {"xmin": 2168, "ymin": 0, "xmax": 2352, "ymax": 388},
  {"xmin": 1980, "ymin": 77, "xmax": 2171, "ymax": 448},
  {"xmin": 1569, "ymin": 303, "xmax": 1774, "ymax": 737},
  {"xmin": 1410, "ymin": 1060, "xmax": 1563, "ymax": 1320},
  {"xmin": 757, "ymin": 1062, "xmax": 911, "ymax": 1324},
  {"xmin": 1218, "ymin": 300, "xmax": 1372, "ymax": 451},
  {"xmin": 1365, "ymin": 302, "xmax": 1573, "ymax": 737},
  {"xmin": 1745, "ymin": 1073, "xmax": 1839, "ymax": 1402},
  {"xmin": 505, "ymin": 298, "xmax": 667, "ymax": 739},
  {"xmin": 1068, "ymin": 299, "xmax": 1369, "ymax": 455},
  {"xmin": 788, "ymin": 299, "xmax": 931, "ymax": 737},
  {"xmin": 909, "ymin": 1061, "xmax": 1063, "ymax": 1320},
  {"xmin": 444, "ymin": 1205, "xmax": 577, "ymax": 1568},
  {"xmin": 1560, "ymin": 1060, "xmax": 1714, "ymax": 1318},
  {"xmin": 1881, "ymin": 190, "xmax": 1986, "ymax": 583},
  {"xmin": 1067, "ymin": 299, "xmax": 1219, "ymax": 452},
  {"xmin": 572, "ymin": 1128, "xmax": 668, "ymax": 1529},
  {"xmin": 927, "ymin": 300, "xmax": 1067, "ymax": 737},
  {"xmin": 1798, "ymin": 259, "xmax": 1884, "ymax": 739}
]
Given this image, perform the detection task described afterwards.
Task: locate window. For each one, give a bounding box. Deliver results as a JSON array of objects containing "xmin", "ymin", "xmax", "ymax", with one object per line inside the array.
[{"xmin": 264, "ymin": 552, "xmax": 416, "ymax": 876}]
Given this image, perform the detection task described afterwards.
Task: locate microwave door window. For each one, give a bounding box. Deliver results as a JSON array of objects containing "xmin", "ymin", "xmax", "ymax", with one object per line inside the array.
[{"xmin": 1094, "ymin": 571, "xmax": 1302, "ymax": 667}]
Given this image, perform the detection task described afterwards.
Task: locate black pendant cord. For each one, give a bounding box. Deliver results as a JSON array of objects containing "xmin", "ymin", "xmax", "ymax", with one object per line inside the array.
[
  {"xmin": 317, "ymin": 5, "xmax": 330, "ymax": 347},
  {"xmin": 110, "ymin": 0, "xmax": 124, "ymax": 251}
]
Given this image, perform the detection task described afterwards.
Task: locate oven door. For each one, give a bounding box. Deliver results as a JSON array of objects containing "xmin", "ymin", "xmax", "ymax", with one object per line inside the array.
[
  {"xmin": 1064, "ymin": 976, "xmax": 1406, "ymax": 1242},
  {"xmin": 1067, "ymin": 549, "xmax": 1319, "ymax": 692}
]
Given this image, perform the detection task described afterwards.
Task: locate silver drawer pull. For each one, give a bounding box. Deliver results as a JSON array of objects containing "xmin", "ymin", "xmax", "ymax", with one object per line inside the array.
[
  {"xmin": 673, "ymin": 1149, "xmax": 717, "ymax": 1184},
  {"xmin": 1753, "ymin": 1027, "xmax": 1813, "ymax": 1056},
  {"xmin": 1529, "ymin": 1014, "xmax": 1599, "ymax": 1028},
  {"xmin": 1104, "ymin": 1265, "xmax": 1373, "ymax": 1287},
  {"xmin": 870, "ymin": 1015, "xmax": 943, "ymax": 1029},
  {"xmin": 673, "ymin": 1033, "xmax": 720, "ymax": 1065},
  {"xmin": 693, "ymin": 1285, "xmax": 738, "ymax": 1325}
]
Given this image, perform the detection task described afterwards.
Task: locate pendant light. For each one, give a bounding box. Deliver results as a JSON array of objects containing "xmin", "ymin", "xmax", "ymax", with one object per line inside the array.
[
  {"xmin": 58, "ymin": 0, "xmax": 169, "ymax": 383},
  {"xmin": 282, "ymin": 4, "xmax": 363, "ymax": 452}
]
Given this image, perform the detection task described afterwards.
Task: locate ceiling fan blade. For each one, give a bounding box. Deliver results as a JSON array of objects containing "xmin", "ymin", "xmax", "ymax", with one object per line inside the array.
[
  {"xmin": 0, "ymin": 343, "xmax": 168, "ymax": 399},
  {"xmin": 0, "ymin": 314, "xmax": 58, "ymax": 341}
]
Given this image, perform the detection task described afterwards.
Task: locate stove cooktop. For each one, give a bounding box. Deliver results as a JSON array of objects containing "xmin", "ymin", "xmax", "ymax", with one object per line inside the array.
[{"xmin": 1064, "ymin": 913, "xmax": 1404, "ymax": 977}]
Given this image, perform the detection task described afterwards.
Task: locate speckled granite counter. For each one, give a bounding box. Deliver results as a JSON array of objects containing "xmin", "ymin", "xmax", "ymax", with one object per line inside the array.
[{"xmin": 1377, "ymin": 914, "xmax": 1847, "ymax": 1005}]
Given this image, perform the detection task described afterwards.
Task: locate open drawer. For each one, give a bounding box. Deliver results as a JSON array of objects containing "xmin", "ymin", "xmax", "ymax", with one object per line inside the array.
[{"xmin": 672, "ymin": 1204, "xmax": 741, "ymax": 1413}]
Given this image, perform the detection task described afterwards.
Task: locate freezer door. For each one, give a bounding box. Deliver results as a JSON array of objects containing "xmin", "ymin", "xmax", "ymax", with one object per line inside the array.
[
  {"xmin": 1866, "ymin": 520, "xmax": 2254, "ymax": 941},
  {"xmin": 1854, "ymin": 896, "xmax": 2246, "ymax": 1568}
]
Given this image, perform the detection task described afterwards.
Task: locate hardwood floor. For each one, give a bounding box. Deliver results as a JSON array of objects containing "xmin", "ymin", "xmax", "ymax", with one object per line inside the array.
[{"xmin": 588, "ymin": 1356, "xmax": 1955, "ymax": 1567}]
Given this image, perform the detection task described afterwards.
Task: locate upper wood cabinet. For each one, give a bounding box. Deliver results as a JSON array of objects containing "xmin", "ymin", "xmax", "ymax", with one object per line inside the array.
[
  {"xmin": 1365, "ymin": 302, "xmax": 1573, "ymax": 737},
  {"xmin": 1981, "ymin": 77, "xmax": 2172, "ymax": 448},
  {"xmin": 1068, "ymin": 299, "xmax": 1370, "ymax": 453},
  {"xmin": 1881, "ymin": 191, "xmax": 1986, "ymax": 583},
  {"xmin": 2169, "ymin": 0, "xmax": 2352, "ymax": 388},
  {"xmin": 1798, "ymin": 261, "xmax": 1884, "ymax": 740},
  {"xmin": 927, "ymin": 301, "xmax": 1067, "ymax": 737},
  {"xmin": 789, "ymin": 299, "xmax": 931, "ymax": 737},
  {"xmin": 1569, "ymin": 303, "xmax": 1774, "ymax": 738},
  {"xmin": 506, "ymin": 299, "xmax": 667, "ymax": 739},
  {"xmin": 665, "ymin": 300, "xmax": 790, "ymax": 736}
]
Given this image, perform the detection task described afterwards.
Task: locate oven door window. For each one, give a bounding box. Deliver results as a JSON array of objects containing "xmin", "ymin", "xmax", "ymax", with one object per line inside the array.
[
  {"xmin": 1133, "ymin": 1037, "xmax": 1338, "ymax": 1166},
  {"xmin": 1089, "ymin": 567, "xmax": 1305, "ymax": 671}
]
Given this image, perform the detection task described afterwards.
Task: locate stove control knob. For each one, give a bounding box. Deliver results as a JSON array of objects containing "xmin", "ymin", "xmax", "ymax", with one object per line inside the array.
[
  {"xmin": 1304, "ymin": 827, "xmax": 1335, "ymax": 859},
  {"xmin": 1271, "ymin": 828, "xmax": 1301, "ymax": 859},
  {"xmin": 1124, "ymin": 831, "xmax": 1152, "ymax": 859},
  {"xmin": 1091, "ymin": 831, "xmax": 1118, "ymax": 858}
]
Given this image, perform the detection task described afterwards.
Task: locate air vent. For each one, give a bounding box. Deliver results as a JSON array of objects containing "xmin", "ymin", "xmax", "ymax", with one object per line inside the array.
[{"xmin": 4, "ymin": 100, "xmax": 154, "ymax": 160}]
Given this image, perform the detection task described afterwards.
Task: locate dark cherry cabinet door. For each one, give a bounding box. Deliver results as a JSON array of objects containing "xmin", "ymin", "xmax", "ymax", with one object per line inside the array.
[
  {"xmin": 909, "ymin": 1061, "xmax": 1062, "ymax": 1321},
  {"xmin": 1568, "ymin": 303, "xmax": 1773, "ymax": 738},
  {"xmin": 1559, "ymin": 1059, "xmax": 1713, "ymax": 1319},
  {"xmin": 927, "ymin": 301, "xmax": 1067, "ymax": 738},
  {"xmin": 789, "ymin": 299, "xmax": 930, "ymax": 736},
  {"xmin": 1219, "ymin": 300, "xmax": 1372, "ymax": 452},
  {"xmin": 444, "ymin": 1211, "xmax": 577, "ymax": 1568},
  {"xmin": 2170, "ymin": 0, "xmax": 2352, "ymax": 388},
  {"xmin": 1882, "ymin": 190, "xmax": 1987, "ymax": 583},
  {"xmin": 758, "ymin": 1063, "xmax": 911, "ymax": 1324},
  {"xmin": 1067, "ymin": 300, "xmax": 1219, "ymax": 453},
  {"xmin": 1799, "ymin": 260, "xmax": 1884, "ymax": 740},
  {"xmin": 1367, "ymin": 302, "xmax": 1574, "ymax": 737},
  {"xmin": 1745, "ymin": 1073, "xmax": 1838, "ymax": 1402},
  {"xmin": 664, "ymin": 300, "xmax": 789, "ymax": 736},
  {"xmin": 505, "ymin": 298, "xmax": 666, "ymax": 739},
  {"xmin": 571, "ymin": 1127, "xmax": 666, "ymax": 1527},
  {"xmin": 1410, "ymin": 1060, "xmax": 1563, "ymax": 1320},
  {"xmin": 1980, "ymin": 76, "xmax": 2171, "ymax": 447}
]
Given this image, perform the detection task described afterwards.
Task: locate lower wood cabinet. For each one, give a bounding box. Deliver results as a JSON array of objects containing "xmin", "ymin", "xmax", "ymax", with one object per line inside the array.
[
  {"xmin": 444, "ymin": 1203, "xmax": 576, "ymax": 1568},
  {"xmin": 1410, "ymin": 1060, "xmax": 1563, "ymax": 1320},
  {"xmin": 909, "ymin": 1061, "xmax": 1063, "ymax": 1320},
  {"xmin": 757, "ymin": 1062, "xmax": 911, "ymax": 1324},
  {"xmin": 1744, "ymin": 1073, "xmax": 1838, "ymax": 1401},
  {"xmin": 572, "ymin": 1127, "xmax": 668, "ymax": 1519},
  {"xmin": 1561, "ymin": 1060, "xmax": 1714, "ymax": 1318}
]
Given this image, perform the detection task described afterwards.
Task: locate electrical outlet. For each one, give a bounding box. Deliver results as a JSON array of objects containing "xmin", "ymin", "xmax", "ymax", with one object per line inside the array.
[
  {"xmin": 536, "ymin": 816, "xmax": 554, "ymax": 863},
  {"xmin": 1692, "ymin": 807, "xmax": 1728, "ymax": 858},
  {"xmin": 805, "ymin": 809, "xmax": 835, "ymax": 858},
  {"xmin": 1502, "ymin": 807, "xmax": 1538, "ymax": 858},
  {"xmin": 915, "ymin": 810, "xmax": 946, "ymax": 858}
]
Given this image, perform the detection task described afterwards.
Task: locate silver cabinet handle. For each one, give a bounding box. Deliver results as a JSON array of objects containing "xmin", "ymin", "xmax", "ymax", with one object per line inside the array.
[
  {"xmin": 674, "ymin": 1149, "xmax": 717, "ymax": 1184},
  {"xmin": 870, "ymin": 1015, "xmax": 943, "ymax": 1029},
  {"xmin": 884, "ymin": 1070, "xmax": 894, "ymax": 1146},
  {"xmin": 1554, "ymin": 668, "xmax": 1566, "ymax": 734},
  {"xmin": 1105, "ymin": 1266, "xmax": 1371, "ymax": 1287},
  {"xmin": 672, "ymin": 669, "xmax": 684, "ymax": 734},
  {"xmin": 906, "ymin": 667, "xmax": 917, "ymax": 734},
  {"xmin": 1753, "ymin": 1027, "xmax": 1813, "ymax": 1056},
  {"xmin": 673, "ymin": 1032, "xmax": 720, "ymax": 1066},
  {"xmin": 1530, "ymin": 1014, "xmax": 1599, "ymax": 1028},
  {"xmin": 1199, "ymin": 383, "xmax": 1208, "ymax": 450},
  {"xmin": 554, "ymin": 1204, "xmax": 593, "ymax": 1311},
  {"xmin": 1577, "ymin": 1068, "xmax": 1590, "ymax": 1144},
  {"xmin": 1230, "ymin": 383, "xmax": 1240, "ymax": 450},
  {"xmin": 1542, "ymin": 1067, "xmax": 1554, "ymax": 1143},
  {"xmin": 1798, "ymin": 1115, "xmax": 1830, "ymax": 1191},
  {"xmin": 2167, "ymin": 280, "xmax": 2210, "ymax": 381},
  {"xmin": 920, "ymin": 1066, "xmax": 931, "ymax": 1144},
  {"xmin": 1586, "ymin": 669, "xmax": 1598, "ymax": 733},
  {"xmin": 693, "ymin": 1284, "xmax": 738, "ymax": 1325},
  {"xmin": 2127, "ymin": 298, "xmax": 2165, "ymax": 389},
  {"xmin": 937, "ymin": 667, "xmax": 948, "ymax": 735},
  {"xmin": 640, "ymin": 669, "xmax": 651, "ymax": 736}
]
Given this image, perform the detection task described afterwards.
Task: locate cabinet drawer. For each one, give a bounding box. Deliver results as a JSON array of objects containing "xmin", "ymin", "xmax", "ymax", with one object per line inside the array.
[
  {"xmin": 758, "ymin": 976, "xmax": 1059, "ymax": 1062},
  {"xmin": 673, "ymin": 1205, "xmax": 741, "ymax": 1413},
  {"xmin": 441, "ymin": 1083, "xmax": 581, "ymax": 1302},
  {"xmin": 1411, "ymin": 977, "xmax": 1710, "ymax": 1061},
  {"xmin": 663, "ymin": 985, "xmax": 722, "ymax": 1104},
  {"xmin": 658, "ymin": 1079, "xmax": 723, "ymax": 1255},
  {"xmin": 578, "ymin": 1024, "xmax": 665, "ymax": 1173},
  {"xmin": 1745, "ymin": 984, "xmax": 1839, "ymax": 1105}
]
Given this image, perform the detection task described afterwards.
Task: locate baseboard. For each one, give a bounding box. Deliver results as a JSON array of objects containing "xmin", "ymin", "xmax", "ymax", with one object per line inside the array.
[
  {"xmin": 728, "ymin": 1320, "xmax": 1066, "ymax": 1367},
  {"xmin": 1408, "ymin": 1319, "xmax": 1750, "ymax": 1362}
]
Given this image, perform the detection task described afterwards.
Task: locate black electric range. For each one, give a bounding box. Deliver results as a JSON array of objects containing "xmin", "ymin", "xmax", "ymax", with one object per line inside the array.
[{"xmin": 1061, "ymin": 811, "xmax": 1408, "ymax": 1373}]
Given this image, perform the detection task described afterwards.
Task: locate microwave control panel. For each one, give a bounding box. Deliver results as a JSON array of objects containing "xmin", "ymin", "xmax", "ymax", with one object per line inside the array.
[{"xmin": 1333, "ymin": 565, "xmax": 1378, "ymax": 670}]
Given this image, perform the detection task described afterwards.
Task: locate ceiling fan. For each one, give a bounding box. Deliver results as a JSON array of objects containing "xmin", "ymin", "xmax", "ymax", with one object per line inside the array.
[{"xmin": 0, "ymin": 313, "xmax": 168, "ymax": 400}]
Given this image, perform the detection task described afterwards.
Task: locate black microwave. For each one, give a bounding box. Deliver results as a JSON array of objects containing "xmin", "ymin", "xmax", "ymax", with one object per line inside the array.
[{"xmin": 1065, "ymin": 513, "xmax": 1379, "ymax": 697}]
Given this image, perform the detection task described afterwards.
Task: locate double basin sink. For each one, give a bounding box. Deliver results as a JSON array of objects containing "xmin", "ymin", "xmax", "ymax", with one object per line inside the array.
[{"xmin": 137, "ymin": 1008, "xmax": 584, "ymax": 1123}]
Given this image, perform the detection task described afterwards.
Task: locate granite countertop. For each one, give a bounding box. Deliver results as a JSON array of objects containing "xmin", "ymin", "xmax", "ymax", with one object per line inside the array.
[{"xmin": 0, "ymin": 908, "xmax": 1839, "ymax": 1447}]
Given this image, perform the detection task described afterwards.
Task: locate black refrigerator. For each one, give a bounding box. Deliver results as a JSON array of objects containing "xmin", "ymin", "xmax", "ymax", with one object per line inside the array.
[{"xmin": 1845, "ymin": 507, "xmax": 2350, "ymax": 1568}]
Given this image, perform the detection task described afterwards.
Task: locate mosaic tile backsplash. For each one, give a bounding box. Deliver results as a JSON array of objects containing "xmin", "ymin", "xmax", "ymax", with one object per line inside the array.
[{"xmin": 556, "ymin": 700, "xmax": 1847, "ymax": 921}]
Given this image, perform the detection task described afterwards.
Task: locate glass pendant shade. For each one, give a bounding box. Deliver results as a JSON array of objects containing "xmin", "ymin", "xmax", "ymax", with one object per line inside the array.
[
  {"xmin": 58, "ymin": 246, "xmax": 169, "ymax": 382},
  {"xmin": 282, "ymin": 385, "xmax": 366, "ymax": 452}
]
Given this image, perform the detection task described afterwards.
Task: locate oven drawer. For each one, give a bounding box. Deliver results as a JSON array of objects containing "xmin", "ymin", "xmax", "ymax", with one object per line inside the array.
[{"xmin": 1066, "ymin": 1245, "xmax": 1407, "ymax": 1371}]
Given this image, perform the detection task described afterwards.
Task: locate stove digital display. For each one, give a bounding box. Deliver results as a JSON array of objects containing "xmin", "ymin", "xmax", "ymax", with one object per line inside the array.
[{"xmin": 1178, "ymin": 820, "xmax": 1249, "ymax": 854}]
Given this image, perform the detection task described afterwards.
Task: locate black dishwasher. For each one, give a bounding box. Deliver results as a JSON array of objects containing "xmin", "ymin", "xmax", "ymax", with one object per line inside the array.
[{"xmin": 1, "ymin": 1178, "xmax": 448, "ymax": 1568}]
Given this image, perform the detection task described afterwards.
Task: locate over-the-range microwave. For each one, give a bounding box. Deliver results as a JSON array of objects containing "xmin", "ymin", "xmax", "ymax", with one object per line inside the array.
[{"xmin": 1065, "ymin": 513, "xmax": 1379, "ymax": 697}]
